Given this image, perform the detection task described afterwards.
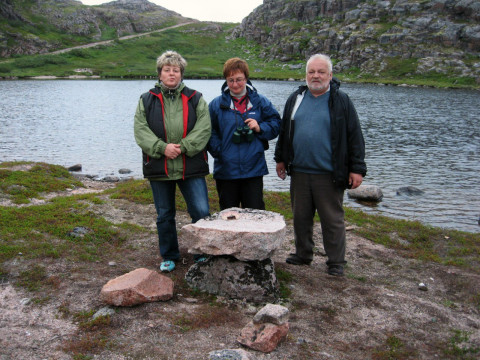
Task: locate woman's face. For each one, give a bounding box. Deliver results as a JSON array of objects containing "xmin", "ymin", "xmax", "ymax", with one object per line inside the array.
[
  {"xmin": 160, "ymin": 65, "xmax": 182, "ymax": 88},
  {"xmin": 226, "ymin": 70, "xmax": 247, "ymax": 96}
]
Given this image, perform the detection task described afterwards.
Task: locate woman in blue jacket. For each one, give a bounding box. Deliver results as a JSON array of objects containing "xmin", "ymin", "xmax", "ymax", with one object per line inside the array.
[{"xmin": 208, "ymin": 58, "xmax": 281, "ymax": 210}]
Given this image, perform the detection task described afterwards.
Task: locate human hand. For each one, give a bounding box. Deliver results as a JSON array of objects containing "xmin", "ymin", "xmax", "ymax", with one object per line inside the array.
[
  {"xmin": 244, "ymin": 118, "xmax": 260, "ymax": 133},
  {"xmin": 164, "ymin": 144, "xmax": 182, "ymax": 159},
  {"xmin": 349, "ymin": 172, "xmax": 363, "ymax": 189},
  {"xmin": 276, "ymin": 162, "xmax": 287, "ymax": 180}
]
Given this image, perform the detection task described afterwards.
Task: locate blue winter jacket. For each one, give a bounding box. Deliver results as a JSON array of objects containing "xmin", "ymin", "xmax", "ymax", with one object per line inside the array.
[{"xmin": 208, "ymin": 81, "xmax": 281, "ymax": 180}]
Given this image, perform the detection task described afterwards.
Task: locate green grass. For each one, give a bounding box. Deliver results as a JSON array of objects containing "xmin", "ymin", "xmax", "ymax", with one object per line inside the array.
[
  {"xmin": 0, "ymin": 162, "xmax": 83, "ymax": 204},
  {"xmin": 0, "ymin": 162, "xmax": 147, "ymax": 266},
  {"xmin": 1, "ymin": 161, "xmax": 479, "ymax": 290},
  {"xmin": 344, "ymin": 207, "xmax": 480, "ymax": 271},
  {"xmin": 275, "ymin": 267, "xmax": 293, "ymax": 299},
  {"xmin": 104, "ymin": 173, "xmax": 480, "ymax": 272},
  {"xmin": 103, "ymin": 171, "xmax": 480, "ymax": 272},
  {"xmin": 443, "ymin": 330, "xmax": 480, "ymax": 359},
  {"xmin": 372, "ymin": 334, "xmax": 417, "ymax": 359},
  {"xmin": 2, "ymin": 24, "xmax": 293, "ymax": 80},
  {"xmin": 2, "ymin": 22, "xmax": 478, "ymax": 88}
]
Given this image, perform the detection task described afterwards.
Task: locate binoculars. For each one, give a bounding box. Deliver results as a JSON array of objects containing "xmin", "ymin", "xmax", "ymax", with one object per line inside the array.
[{"xmin": 232, "ymin": 125, "xmax": 254, "ymax": 143}]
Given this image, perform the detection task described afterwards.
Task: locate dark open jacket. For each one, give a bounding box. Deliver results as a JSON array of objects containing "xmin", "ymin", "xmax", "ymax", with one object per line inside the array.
[{"xmin": 274, "ymin": 78, "xmax": 367, "ymax": 189}]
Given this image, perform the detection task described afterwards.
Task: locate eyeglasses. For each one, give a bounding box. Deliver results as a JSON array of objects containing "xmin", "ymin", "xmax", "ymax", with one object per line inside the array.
[{"xmin": 227, "ymin": 77, "xmax": 246, "ymax": 84}]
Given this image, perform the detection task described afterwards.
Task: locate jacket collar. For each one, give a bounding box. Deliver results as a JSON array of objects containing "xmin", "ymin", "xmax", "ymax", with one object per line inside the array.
[
  {"xmin": 154, "ymin": 81, "xmax": 185, "ymax": 97},
  {"xmin": 220, "ymin": 79, "xmax": 257, "ymax": 110}
]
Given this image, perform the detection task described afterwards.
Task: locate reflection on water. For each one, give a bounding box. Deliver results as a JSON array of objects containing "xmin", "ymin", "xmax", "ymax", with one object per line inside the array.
[{"xmin": 0, "ymin": 79, "xmax": 479, "ymax": 232}]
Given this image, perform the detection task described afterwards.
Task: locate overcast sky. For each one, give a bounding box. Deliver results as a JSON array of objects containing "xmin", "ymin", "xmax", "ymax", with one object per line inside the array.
[{"xmin": 79, "ymin": 0, "xmax": 263, "ymax": 23}]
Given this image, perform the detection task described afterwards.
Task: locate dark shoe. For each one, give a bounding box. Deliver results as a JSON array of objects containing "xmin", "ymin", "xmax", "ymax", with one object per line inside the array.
[
  {"xmin": 327, "ymin": 265, "xmax": 344, "ymax": 277},
  {"xmin": 286, "ymin": 253, "xmax": 312, "ymax": 265}
]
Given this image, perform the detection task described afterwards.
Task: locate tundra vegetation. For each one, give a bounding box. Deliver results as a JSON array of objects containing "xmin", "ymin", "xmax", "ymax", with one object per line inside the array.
[{"xmin": 1, "ymin": 161, "xmax": 479, "ymax": 359}]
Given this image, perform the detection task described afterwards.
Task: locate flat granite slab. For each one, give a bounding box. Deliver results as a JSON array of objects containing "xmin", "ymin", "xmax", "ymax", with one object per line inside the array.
[{"xmin": 181, "ymin": 208, "xmax": 287, "ymax": 261}]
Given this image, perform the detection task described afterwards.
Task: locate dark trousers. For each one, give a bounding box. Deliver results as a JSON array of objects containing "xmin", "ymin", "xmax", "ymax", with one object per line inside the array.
[
  {"xmin": 290, "ymin": 171, "xmax": 346, "ymax": 266},
  {"xmin": 215, "ymin": 176, "xmax": 265, "ymax": 210}
]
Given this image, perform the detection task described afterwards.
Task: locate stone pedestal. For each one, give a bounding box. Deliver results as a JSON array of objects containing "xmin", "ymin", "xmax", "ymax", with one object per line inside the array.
[
  {"xmin": 185, "ymin": 256, "xmax": 278, "ymax": 303},
  {"xmin": 181, "ymin": 208, "xmax": 286, "ymax": 302}
]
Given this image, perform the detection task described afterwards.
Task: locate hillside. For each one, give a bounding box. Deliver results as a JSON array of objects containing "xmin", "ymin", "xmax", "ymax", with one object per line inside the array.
[
  {"xmin": 1, "ymin": 0, "xmax": 479, "ymax": 87},
  {"xmin": 232, "ymin": 0, "xmax": 480, "ymax": 85},
  {"xmin": 0, "ymin": 0, "xmax": 193, "ymax": 57}
]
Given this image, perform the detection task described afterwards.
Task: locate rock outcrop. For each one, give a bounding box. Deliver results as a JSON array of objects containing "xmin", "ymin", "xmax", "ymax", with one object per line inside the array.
[
  {"xmin": 232, "ymin": 0, "xmax": 480, "ymax": 81},
  {"xmin": 0, "ymin": 0, "xmax": 192, "ymax": 57}
]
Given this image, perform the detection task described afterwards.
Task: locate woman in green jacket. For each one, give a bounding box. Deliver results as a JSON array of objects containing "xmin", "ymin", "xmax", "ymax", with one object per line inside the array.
[{"xmin": 134, "ymin": 50, "xmax": 211, "ymax": 272}]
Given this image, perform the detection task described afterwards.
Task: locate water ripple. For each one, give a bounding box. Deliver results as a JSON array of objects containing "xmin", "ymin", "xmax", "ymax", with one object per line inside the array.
[{"xmin": 0, "ymin": 79, "xmax": 479, "ymax": 233}]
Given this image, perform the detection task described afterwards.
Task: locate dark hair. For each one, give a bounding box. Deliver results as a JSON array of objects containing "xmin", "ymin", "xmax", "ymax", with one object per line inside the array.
[{"xmin": 223, "ymin": 57, "xmax": 249, "ymax": 79}]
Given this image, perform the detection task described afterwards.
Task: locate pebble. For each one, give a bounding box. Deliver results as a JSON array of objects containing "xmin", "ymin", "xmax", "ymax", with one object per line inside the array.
[
  {"xmin": 93, "ymin": 306, "xmax": 115, "ymax": 320},
  {"xmin": 20, "ymin": 298, "xmax": 31, "ymax": 306},
  {"xmin": 418, "ymin": 282, "xmax": 428, "ymax": 291}
]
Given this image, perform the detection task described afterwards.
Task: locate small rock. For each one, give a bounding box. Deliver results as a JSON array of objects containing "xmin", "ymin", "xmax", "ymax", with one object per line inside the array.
[
  {"xmin": 347, "ymin": 184, "xmax": 383, "ymax": 202},
  {"xmin": 209, "ymin": 349, "xmax": 254, "ymax": 360},
  {"xmin": 238, "ymin": 321, "xmax": 289, "ymax": 353},
  {"xmin": 108, "ymin": 261, "xmax": 116, "ymax": 266},
  {"xmin": 397, "ymin": 186, "xmax": 425, "ymax": 196},
  {"xmin": 253, "ymin": 304, "xmax": 289, "ymax": 325},
  {"xmin": 20, "ymin": 298, "xmax": 31, "ymax": 306},
  {"xmin": 67, "ymin": 164, "xmax": 82, "ymax": 172},
  {"xmin": 103, "ymin": 176, "xmax": 120, "ymax": 183},
  {"xmin": 118, "ymin": 168, "xmax": 132, "ymax": 174},
  {"xmin": 184, "ymin": 297, "xmax": 199, "ymax": 303},
  {"xmin": 418, "ymin": 282, "xmax": 428, "ymax": 291},
  {"xmin": 93, "ymin": 306, "xmax": 115, "ymax": 320},
  {"xmin": 68, "ymin": 227, "xmax": 91, "ymax": 238}
]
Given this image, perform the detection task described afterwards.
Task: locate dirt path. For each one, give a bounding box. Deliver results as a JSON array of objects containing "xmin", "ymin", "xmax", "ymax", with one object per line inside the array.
[
  {"xmin": 48, "ymin": 21, "xmax": 196, "ymax": 55},
  {"xmin": 1, "ymin": 177, "xmax": 479, "ymax": 359}
]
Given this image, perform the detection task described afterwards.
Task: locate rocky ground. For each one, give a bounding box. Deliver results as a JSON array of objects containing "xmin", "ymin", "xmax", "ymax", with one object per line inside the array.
[{"xmin": 1, "ymin": 176, "xmax": 479, "ymax": 360}]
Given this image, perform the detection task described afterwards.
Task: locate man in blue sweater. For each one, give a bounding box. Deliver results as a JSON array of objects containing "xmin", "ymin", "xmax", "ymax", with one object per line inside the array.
[{"xmin": 274, "ymin": 54, "xmax": 367, "ymax": 276}]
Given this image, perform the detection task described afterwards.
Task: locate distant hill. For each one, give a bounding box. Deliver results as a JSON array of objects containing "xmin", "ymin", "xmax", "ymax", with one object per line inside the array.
[
  {"xmin": 1, "ymin": 0, "xmax": 479, "ymax": 86},
  {"xmin": 232, "ymin": 0, "xmax": 480, "ymax": 84},
  {"xmin": 0, "ymin": 0, "xmax": 194, "ymax": 57}
]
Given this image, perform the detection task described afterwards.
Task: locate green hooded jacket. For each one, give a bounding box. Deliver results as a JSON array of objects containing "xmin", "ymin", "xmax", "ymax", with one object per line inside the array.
[{"xmin": 134, "ymin": 82, "xmax": 211, "ymax": 181}]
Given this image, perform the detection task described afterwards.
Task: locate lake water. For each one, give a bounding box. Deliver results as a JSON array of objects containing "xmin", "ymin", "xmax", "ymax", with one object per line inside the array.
[{"xmin": 0, "ymin": 79, "xmax": 479, "ymax": 233}]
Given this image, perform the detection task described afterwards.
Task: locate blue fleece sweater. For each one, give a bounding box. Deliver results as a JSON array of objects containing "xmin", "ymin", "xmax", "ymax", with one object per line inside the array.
[{"xmin": 292, "ymin": 90, "xmax": 333, "ymax": 174}]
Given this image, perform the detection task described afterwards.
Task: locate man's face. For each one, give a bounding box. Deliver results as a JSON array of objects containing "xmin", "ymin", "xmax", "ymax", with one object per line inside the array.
[{"xmin": 306, "ymin": 58, "xmax": 332, "ymax": 96}]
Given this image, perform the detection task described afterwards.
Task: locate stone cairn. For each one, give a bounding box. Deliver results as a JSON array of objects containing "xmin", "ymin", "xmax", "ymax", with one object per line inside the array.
[{"xmin": 182, "ymin": 208, "xmax": 287, "ymax": 303}]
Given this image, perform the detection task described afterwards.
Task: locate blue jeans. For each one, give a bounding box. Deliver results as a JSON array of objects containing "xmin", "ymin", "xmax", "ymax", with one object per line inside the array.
[{"xmin": 150, "ymin": 177, "xmax": 210, "ymax": 261}]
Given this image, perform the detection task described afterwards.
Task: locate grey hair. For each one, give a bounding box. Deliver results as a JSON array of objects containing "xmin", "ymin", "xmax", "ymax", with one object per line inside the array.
[
  {"xmin": 306, "ymin": 54, "xmax": 333, "ymax": 73},
  {"xmin": 156, "ymin": 50, "xmax": 187, "ymax": 75}
]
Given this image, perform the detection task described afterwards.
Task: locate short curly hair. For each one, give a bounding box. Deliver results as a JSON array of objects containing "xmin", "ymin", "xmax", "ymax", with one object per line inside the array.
[
  {"xmin": 222, "ymin": 57, "xmax": 249, "ymax": 79},
  {"xmin": 156, "ymin": 50, "xmax": 187, "ymax": 75}
]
